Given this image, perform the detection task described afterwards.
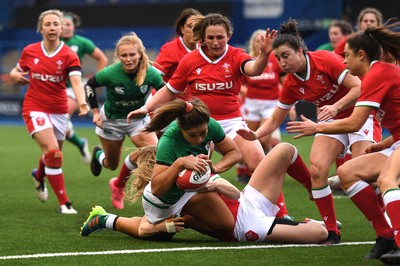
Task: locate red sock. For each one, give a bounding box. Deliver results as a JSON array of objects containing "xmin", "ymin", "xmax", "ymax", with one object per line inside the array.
[
  {"xmin": 314, "ymin": 191, "xmax": 339, "ymax": 234},
  {"xmin": 344, "ymin": 153, "xmax": 352, "ymax": 162},
  {"xmin": 245, "ymin": 166, "xmax": 252, "ymax": 177},
  {"xmin": 349, "ymin": 184, "xmax": 392, "ymax": 238},
  {"xmin": 335, "ymin": 157, "xmax": 345, "ymax": 169},
  {"xmin": 46, "ymin": 172, "xmax": 69, "ymax": 205},
  {"xmin": 116, "ymin": 163, "xmax": 131, "ymax": 188},
  {"xmin": 286, "ymin": 153, "xmax": 312, "ymax": 192},
  {"xmin": 236, "ymin": 163, "xmax": 247, "ymax": 177},
  {"xmin": 115, "ymin": 155, "xmax": 137, "ymax": 188},
  {"xmin": 335, "ymin": 153, "xmax": 351, "ymax": 169},
  {"xmin": 35, "ymin": 156, "xmax": 46, "ymax": 181},
  {"xmin": 275, "ymin": 191, "xmax": 289, "ymax": 218},
  {"xmin": 384, "ymin": 191, "xmax": 400, "ymax": 246}
]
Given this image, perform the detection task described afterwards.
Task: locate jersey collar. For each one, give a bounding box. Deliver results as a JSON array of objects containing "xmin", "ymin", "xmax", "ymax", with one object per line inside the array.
[
  {"xmin": 41, "ymin": 41, "xmax": 64, "ymax": 58},
  {"xmin": 370, "ymin": 60, "xmax": 378, "ymax": 67},
  {"xmin": 293, "ymin": 53, "xmax": 310, "ymax": 82},
  {"xmin": 179, "ymin": 36, "xmax": 199, "ymax": 53},
  {"xmin": 199, "ymin": 45, "xmax": 229, "ymax": 64}
]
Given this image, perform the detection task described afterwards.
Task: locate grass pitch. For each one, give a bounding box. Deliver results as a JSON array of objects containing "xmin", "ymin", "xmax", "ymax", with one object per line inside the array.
[{"xmin": 0, "ymin": 124, "xmax": 383, "ymax": 265}]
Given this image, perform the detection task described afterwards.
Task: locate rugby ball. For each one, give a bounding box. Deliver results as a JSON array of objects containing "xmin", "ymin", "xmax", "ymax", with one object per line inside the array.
[{"xmin": 176, "ymin": 166, "xmax": 211, "ymax": 191}]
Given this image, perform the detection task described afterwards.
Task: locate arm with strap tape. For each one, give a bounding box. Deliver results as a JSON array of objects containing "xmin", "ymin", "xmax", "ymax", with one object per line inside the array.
[{"xmin": 138, "ymin": 216, "xmax": 184, "ymax": 238}]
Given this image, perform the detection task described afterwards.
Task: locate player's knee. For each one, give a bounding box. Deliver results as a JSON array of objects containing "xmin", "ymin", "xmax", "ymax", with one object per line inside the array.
[
  {"xmin": 376, "ymin": 175, "xmax": 389, "ymax": 190},
  {"xmin": 44, "ymin": 149, "xmax": 63, "ymax": 168},
  {"xmin": 276, "ymin": 142, "xmax": 295, "ymax": 154},
  {"xmin": 336, "ymin": 166, "xmax": 346, "ymax": 180},
  {"xmin": 309, "ymin": 161, "xmax": 327, "ymax": 180}
]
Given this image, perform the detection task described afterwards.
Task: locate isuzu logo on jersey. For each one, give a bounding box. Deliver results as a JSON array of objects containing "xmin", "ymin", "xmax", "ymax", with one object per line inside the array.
[
  {"xmin": 195, "ymin": 81, "xmax": 233, "ymax": 91},
  {"xmin": 314, "ymin": 84, "xmax": 339, "ymax": 106},
  {"xmin": 32, "ymin": 73, "xmax": 64, "ymax": 82}
]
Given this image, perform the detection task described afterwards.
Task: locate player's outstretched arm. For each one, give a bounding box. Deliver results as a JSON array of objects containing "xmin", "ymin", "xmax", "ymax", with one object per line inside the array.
[
  {"xmin": 138, "ymin": 216, "xmax": 184, "ymax": 238},
  {"xmin": 127, "ymin": 86, "xmax": 177, "ymax": 123}
]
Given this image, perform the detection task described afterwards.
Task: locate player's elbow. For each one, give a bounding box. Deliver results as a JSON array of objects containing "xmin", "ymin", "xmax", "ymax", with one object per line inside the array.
[
  {"xmin": 151, "ymin": 184, "xmax": 167, "ymax": 198},
  {"xmin": 233, "ymin": 151, "xmax": 242, "ymax": 165}
]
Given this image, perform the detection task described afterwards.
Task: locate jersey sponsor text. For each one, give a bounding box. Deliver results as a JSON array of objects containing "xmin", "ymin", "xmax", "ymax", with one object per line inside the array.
[
  {"xmin": 195, "ymin": 81, "xmax": 233, "ymax": 91},
  {"xmin": 314, "ymin": 84, "xmax": 339, "ymax": 106},
  {"xmin": 31, "ymin": 73, "xmax": 64, "ymax": 83}
]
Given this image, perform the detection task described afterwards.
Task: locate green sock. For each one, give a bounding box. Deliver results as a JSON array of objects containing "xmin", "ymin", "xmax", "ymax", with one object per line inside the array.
[
  {"xmin": 67, "ymin": 131, "xmax": 84, "ymax": 149},
  {"xmin": 102, "ymin": 214, "xmax": 117, "ymax": 230},
  {"xmin": 95, "ymin": 149, "xmax": 103, "ymax": 161}
]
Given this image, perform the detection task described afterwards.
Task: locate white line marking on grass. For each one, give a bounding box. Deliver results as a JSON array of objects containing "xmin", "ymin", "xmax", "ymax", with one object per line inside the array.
[
  {"xmin": 0, "ymin": 241, "xmax": 374, "ymax": 260},
  {"xmin": 333, "ymin": 195, "xmax": 349, "ymax": 200}
]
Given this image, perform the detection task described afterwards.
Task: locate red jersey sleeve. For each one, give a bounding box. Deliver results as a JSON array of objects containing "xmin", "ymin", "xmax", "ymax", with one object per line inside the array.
[
  {"xmin": 356, "ymin": 62, "xmax": 400, "ymax": 141},
  {"xmin": 66, "ymin": 48, "xmax": 81, "ymax": 75},
  {"xmin": 165, "ymin": 53, "xmax": 191, "ymax": 94},
  {"xmin": 17, "ymin": 46, "xmax": 30, "ymax": 71},
  {"xmin": 153, "ymin": 40, "xmax": 177, "ymax": 80},
  {"xmin": 357, "ymin": 62, "xmax": 390, "ymax": 107},
  {"xmin": 320, "ymin": 51, "xmax": 348, "ymax": 85}
]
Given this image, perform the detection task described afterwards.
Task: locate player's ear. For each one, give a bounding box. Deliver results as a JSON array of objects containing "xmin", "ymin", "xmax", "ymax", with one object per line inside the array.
[{"xmin": 358, "ymin": 49, "xmax": 367, "ymax": 61}]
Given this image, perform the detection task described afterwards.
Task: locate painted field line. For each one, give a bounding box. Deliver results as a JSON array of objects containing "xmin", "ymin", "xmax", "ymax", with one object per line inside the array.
[{"xmin": 0, "ymin": 241, "xmax": 374, "ymax": 260}]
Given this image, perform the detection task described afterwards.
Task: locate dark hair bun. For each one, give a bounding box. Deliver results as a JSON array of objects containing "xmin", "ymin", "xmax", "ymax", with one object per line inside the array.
[{"xmin": 280, "ymin": 18, "xmax": 299, "ymax": 36}]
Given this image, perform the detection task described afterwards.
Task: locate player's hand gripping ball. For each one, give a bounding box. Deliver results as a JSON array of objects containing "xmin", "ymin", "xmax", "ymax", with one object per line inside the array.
[{"xmin": 176, "ymin": 166, "xmax": 211, "ymax": 191}]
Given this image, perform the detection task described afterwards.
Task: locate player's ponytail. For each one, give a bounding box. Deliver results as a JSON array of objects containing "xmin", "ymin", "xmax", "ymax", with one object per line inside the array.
[
  {"xmin": 192, "ymin": 15, "xmax": 207, "ymax": 42},
  {"xmin": 273, "ymin": 18, "xmax": 308, "ymax": 53},
  {"xmin": 347, "ymin": 19, "xmax": 400, "ymax": 63},
  {"xmin": 144, "ymin": 98, "xmax": 210, "ymax": 132},
  {"xmin": 126, "ymin": 145, "xmax": 157, "ymax": 203}
]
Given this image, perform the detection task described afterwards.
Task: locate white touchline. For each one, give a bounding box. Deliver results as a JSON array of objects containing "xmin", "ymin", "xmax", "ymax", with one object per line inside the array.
[{"xmin": 0, "ymin": 242, "xmax": 375, "ymax": 260}]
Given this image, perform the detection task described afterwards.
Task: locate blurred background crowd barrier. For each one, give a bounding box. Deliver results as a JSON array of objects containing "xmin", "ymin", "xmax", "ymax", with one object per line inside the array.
[{"xmin": 0, "ymin": 0, "xmax": 398, "ymax": 121}]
